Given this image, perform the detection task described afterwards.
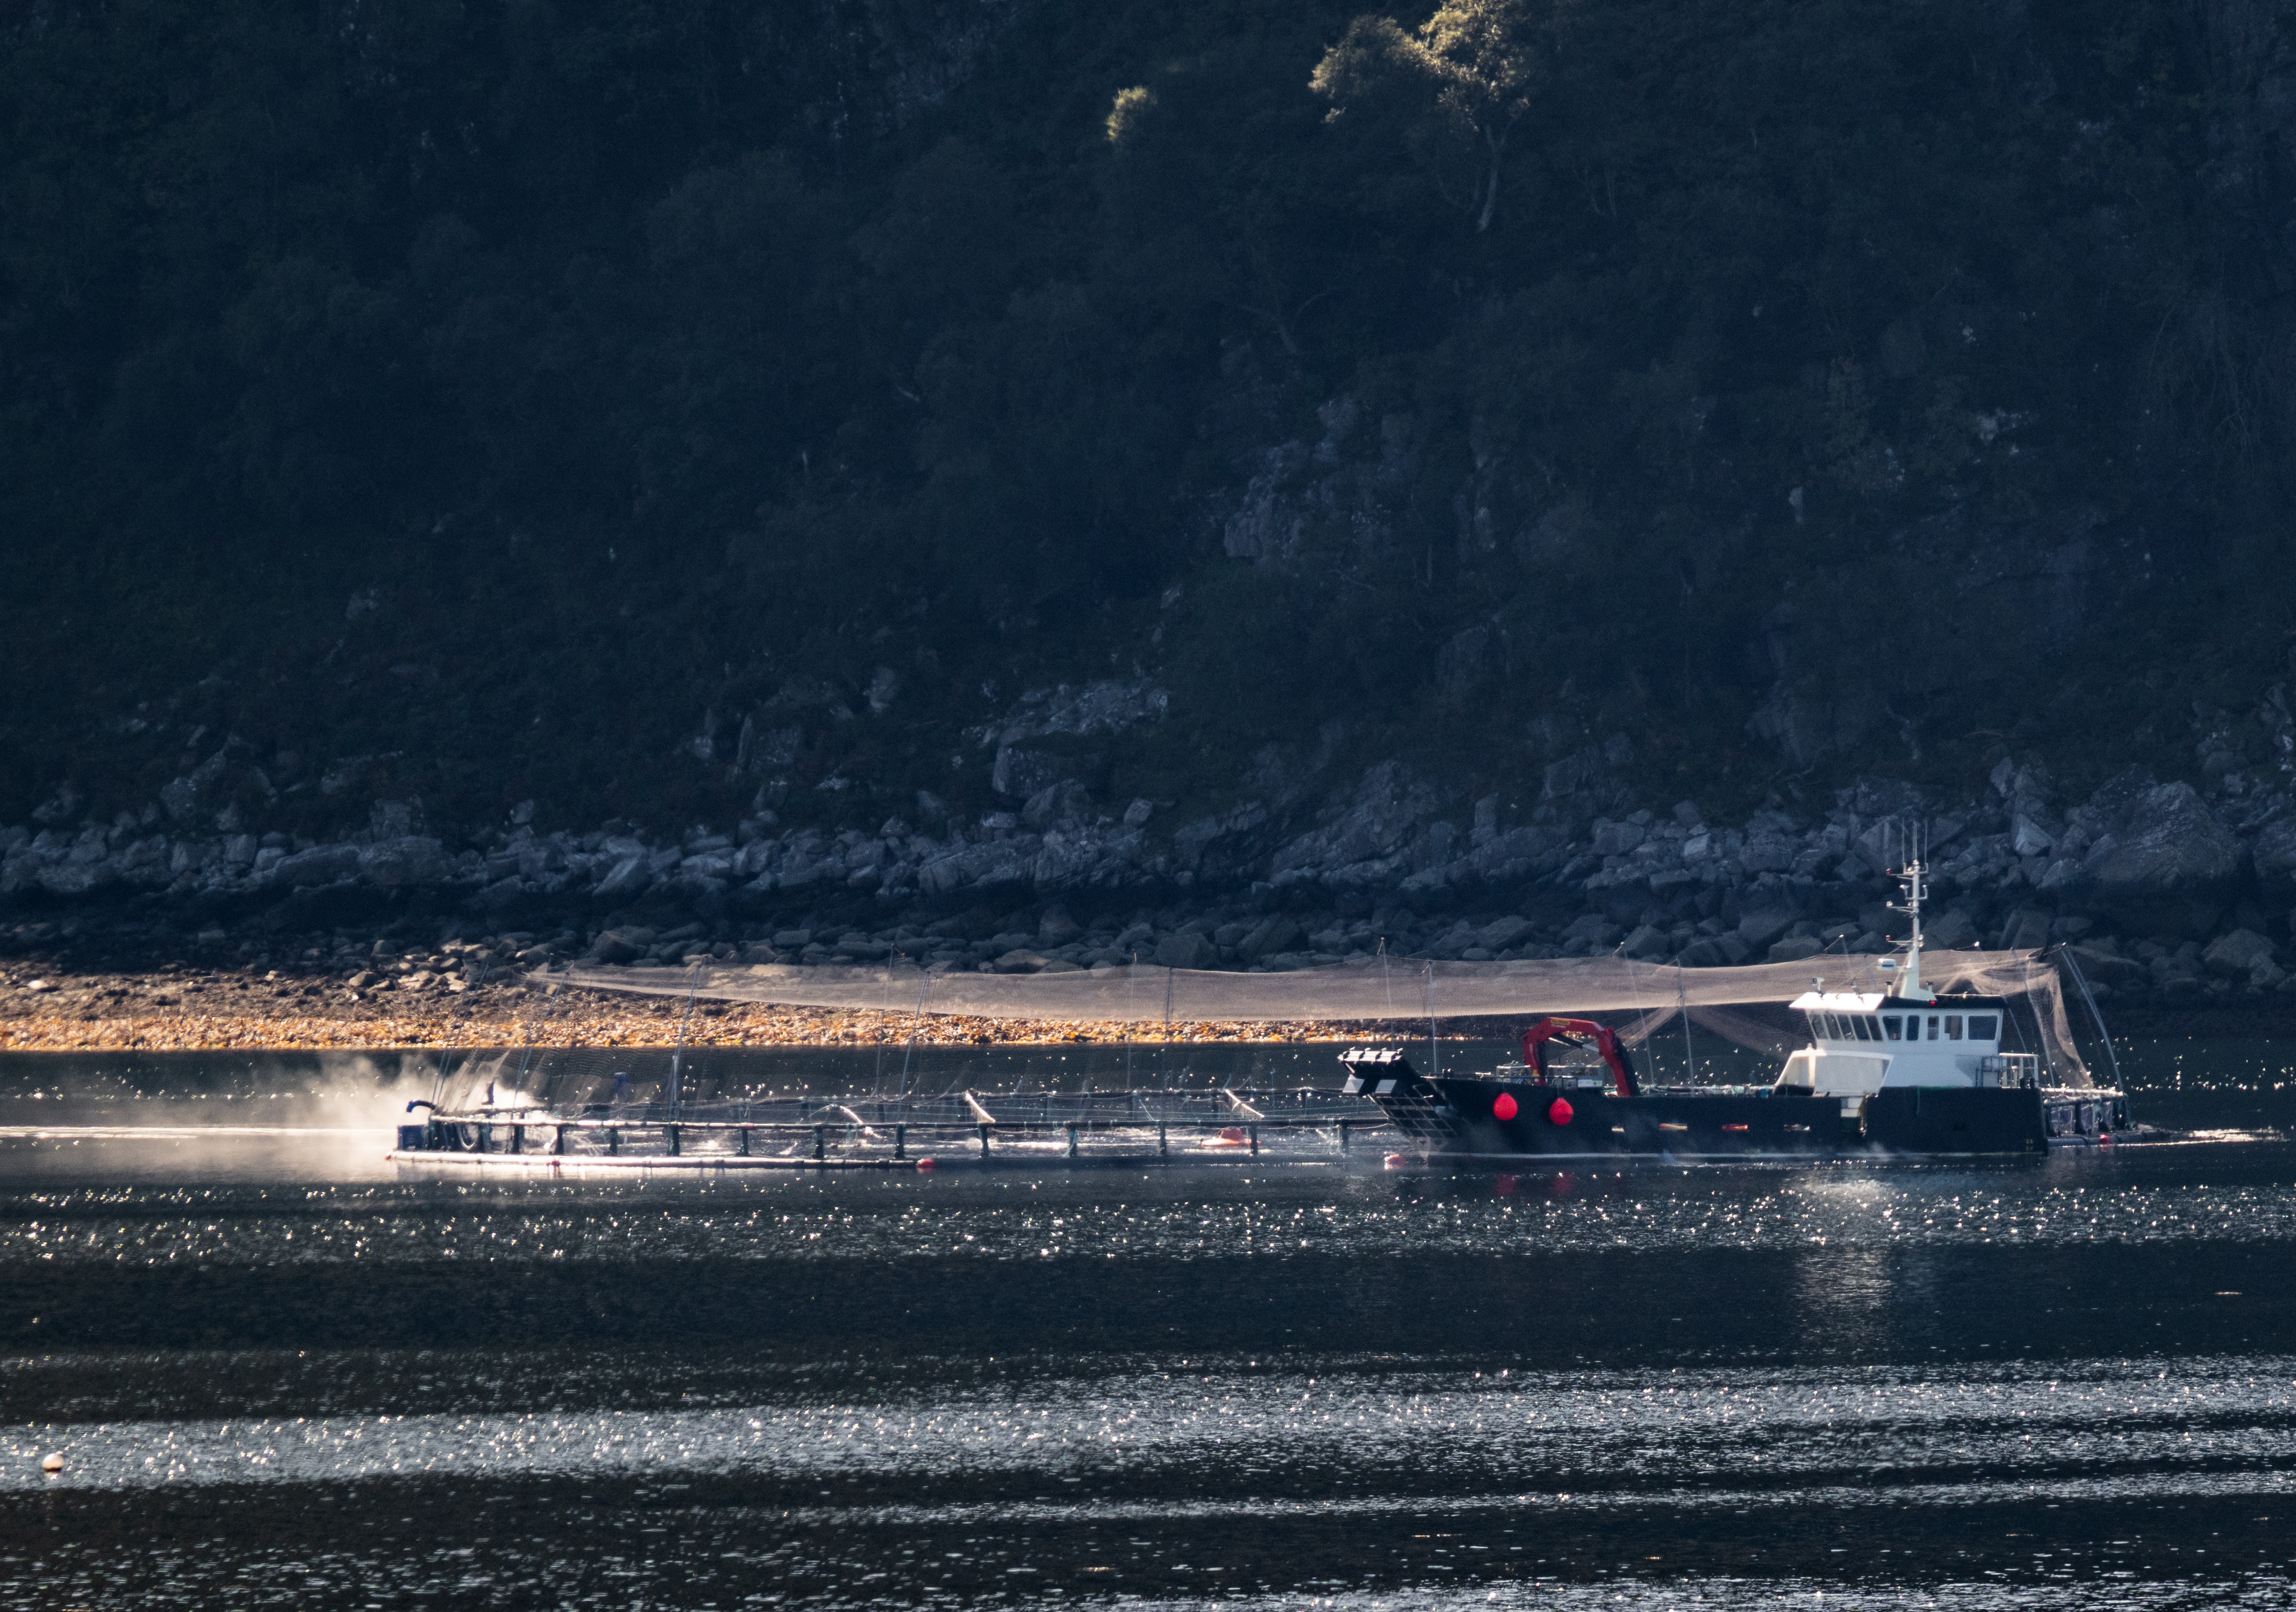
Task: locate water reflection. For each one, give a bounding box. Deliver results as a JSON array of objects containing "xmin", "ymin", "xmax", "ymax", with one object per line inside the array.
[{"xmin": 2, "ymin": 1041, "xmax": 2293, "ymax": 1609}]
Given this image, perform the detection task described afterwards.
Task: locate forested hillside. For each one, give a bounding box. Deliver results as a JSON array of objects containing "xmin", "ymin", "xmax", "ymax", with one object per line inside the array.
[{"xmin": 6, "ymin": 0, "xmax": 2294, "ymax": 848}]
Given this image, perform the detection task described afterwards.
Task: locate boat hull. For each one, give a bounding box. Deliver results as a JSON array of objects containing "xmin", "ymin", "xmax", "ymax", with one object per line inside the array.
[{"xmin": 1410, "ymin": 1077, "xmax": 2053, "ymax": 1160}]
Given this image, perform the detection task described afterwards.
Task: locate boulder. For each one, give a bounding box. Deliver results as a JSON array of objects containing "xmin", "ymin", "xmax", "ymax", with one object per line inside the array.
[
  {"xmin": 1156, "ymin": 930, "xmax": 1218, "ymax": 970},
  {"xmin": 2202, "ymin": 928, "xmax": 2278, "ymax": 980},
  {"xmin": 1767, "ymin": 934, "xmax": 1825, "ymax": 964},
  {"xmin": 359, "ymin": 836, "xmax": 451, "ymax": 887},
  {"xmin": 590, "ymin": 927, "xmax": 654, "ymax": 964},
  {"xmin": 1739, "ymin": 836, "xmax": 1798, "ymax": 874},
  {"xmin": 592, "ymin": 854, "xmax": 654, "ymax": 902},
  {"xmin": 1038, "ymin": 906, "xmax": 1082, "ymax": 945},
  {"xmin": 1994, "ymin": 907, "xmax": 2050, "ymax": 951},
  {"xmin": 267, "ymin": 844, "xmax": 361, "ymax": 891},
  {"xmin": 1590, "ymin": 820, "xmax": 1645, "ymax": 856},
  {"xmin": 1737, "ymin": 908, "xmax": 1795, "ymax": 948},
  {"xmin": 1237, "ymin": 916, "xmax": 1303, "ymax": 961},
  {"xmin": 1478, "ymin": 915, "xmax": 1536, "ymax": 952},
  {"xmin": 2252, "ymin": 816, "xmax": 2296, "ymax": 897},
  {"xmin": 993, "ymin": 949, "xmax": 1048, "ymax": 973},
  {"xmin": 1561, "ymin": 914, "xmax": 1621, "ymax": 948},
  {"xmin": 1585, "ymin": 869, "xmax": 1657, "ymax": 922},
  {"xmin": 1621, "ymin": 922, "xmax": 1673, "ymax": 960},
  {"xmin": 1923, "ymin": 909, "xmax": 1979, "ymax": 950},
  {"xmin": 2064, "ymin": 944, "xmax": 2144, "ymax": 991},
  {"xmin": 2080, "ymin": 780, "xmax": 2244, "ymax": 937},
  {"xmin": 993, "ymin": 743, "xmax": 1099, "ymax": 801},
  {"xmin": 2010, "ymin": 814, "xmax": 2056, "ymax": 858},
  {"xmin": 1679, "ymin": 933, "xmax": 1752, "ymax": 967}
]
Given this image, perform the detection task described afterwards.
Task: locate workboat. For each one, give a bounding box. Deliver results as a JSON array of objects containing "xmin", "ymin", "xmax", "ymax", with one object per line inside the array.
[{"xmin": 1346, "ymin": 860, "xmax": 2136, "ymax": 1160}]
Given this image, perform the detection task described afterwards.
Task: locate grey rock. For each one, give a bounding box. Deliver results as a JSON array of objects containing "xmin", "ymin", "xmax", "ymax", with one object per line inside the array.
[
  {"xmin": 677, "ymin": 848, "xmax": 738, "ymax": 880},
  {"xmin": 1924, "ymin": 909, "xmax": 1979, "ymax": 950},
  {"xmin": 590, "ymin": 927, "xmax": 652, "ymax": 964},
  {"xmin": 772, "ymin": 929, "xmax": 814, "ymax": 949},
  {"xmin": 592, "ymin": 855, "xmax": 654, "ymax": 902},
  {"xmin": 1767, "ymin": 935, "xmax": 1825, "ymax": 964},
  {"xmin": 359, "ymin": 836, "xmax": 451, "ymax": 888},
  {"xmin": 1237, "ymin": 916, "xmax": 1302, "ymax": 961},
  {"xmin": 266, "ymin": 844, "xmax": 362, "ymax": 892},
  {"xmin": 35, "ymin": 862, "xmax": 108, "ymax": 895},
  {"xmin": 2081, "ymin": 778, "xmax": 2244, "ymax": 937},
  {"xmin": 1021, "ymin": 778, "xmax": 1093, "ymax": 827},
  {"xmin": 1621, "ymin": 923, "xmax": 1672, "ymax": 960},
  {"xmin": 1679, "ymin": 934, "xmax": 1752, "ymax": 967},
  {"xmin": 471, "ymin": 876, "xmax": 526, "ymax": 911},
  {"xmin": 2010, "ymin": 813, "xmax": 2056, "ymax": 857},
  {"xmin": 1585, "ymin": 868, "xmax": 1657, "ymax": 922},
  {"xmin": 993, "ymin": 949, "xmax": 1048, "ymax": 973},
  {"xmin": 2202, "ymin": 928, "xmax": 2278, "ymax": 980},
  {"xmin": 2252, "ymin": 815, "xmax": 2296, "ymax": 895},
  {"xmin": 1590, "ymin": 820, "xmax": 1645, "ymax": 856},
  {"xmin": 1561, "ymin": 914, "xmax": 1621, "ymax": 948},
  {"xmin": 1156, "ymin": 930, "xmax": 1218, "ymax": 970},
  {"xmin": 1737, "ymin": 908, "xmax": 1795, "ymax": 948},
  {"xmin": 1740, "ymin": 836, "xmax": 1798, "ymax": 874},
  {"xmin": 1478, "ymin": 916, "xmax": 1536, "ymax": 952},
  {"xmin": 1995, "ymin": 907, "xmax": 2051, "ymax": 951}
]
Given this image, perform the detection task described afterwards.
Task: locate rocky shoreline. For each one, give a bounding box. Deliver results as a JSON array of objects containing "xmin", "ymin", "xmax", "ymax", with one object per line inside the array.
[
  {"xmin": 0, "ymin": 963, "xmax": 1342, "ymax": 1052},
  {"xmin": 8, "ymin": 744, "xmax": 2296, "ymax": 1042}
]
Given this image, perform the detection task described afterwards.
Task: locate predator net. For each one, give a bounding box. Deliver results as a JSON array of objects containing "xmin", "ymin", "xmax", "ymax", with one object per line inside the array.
[{"xmin": 556, "ymin": 946, "xmax": 2104, "ymax": 1088}]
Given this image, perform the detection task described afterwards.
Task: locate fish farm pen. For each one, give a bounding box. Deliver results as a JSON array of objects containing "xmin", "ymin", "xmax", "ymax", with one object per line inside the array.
[{"xmin": 394, "ymin": 1086, "xmax": 1392, "ymax": 1169}]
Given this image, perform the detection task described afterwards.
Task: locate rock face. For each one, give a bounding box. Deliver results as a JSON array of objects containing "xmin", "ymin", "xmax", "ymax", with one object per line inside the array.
[{"xmin": 15, "ymin": 724, "xmax": 2296, "ymax": 1011}]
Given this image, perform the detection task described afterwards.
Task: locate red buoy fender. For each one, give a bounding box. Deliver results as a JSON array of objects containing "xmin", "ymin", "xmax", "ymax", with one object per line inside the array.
[
  {"xmin": 915, "ymin": 1157, "xmax": 937, "ymax": 1172},
  {"xmin": 1547, "ymin": 1097, "xmax": 1575, "ymax": 1126},
  {"xmin": 1492, "ymin": 1092, "xmax": 1519, "ymax": 1121}
]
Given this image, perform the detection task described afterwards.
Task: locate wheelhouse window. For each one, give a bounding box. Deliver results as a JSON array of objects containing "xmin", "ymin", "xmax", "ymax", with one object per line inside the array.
[
  {"xmin": 1925, "ymin": 1015, "xmax": 1940, "ymax": 1040},
  {"xmin": 1945, "ymin": 1016, "xmax": 1962, "ymax": 1040},
  {"xmin": 1968, "ymin": 1015, "xmax": 1998, "ymax": 1041},
  {"xmin": 1883, "ymin": 1015, "xmax": 1902, "ymax": 1041}
]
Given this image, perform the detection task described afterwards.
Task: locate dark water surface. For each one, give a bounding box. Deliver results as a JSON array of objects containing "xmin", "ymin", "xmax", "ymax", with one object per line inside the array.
[{"xmin": 2, "ymin": 1043, "xmax": 2293, "ymax": 1609}]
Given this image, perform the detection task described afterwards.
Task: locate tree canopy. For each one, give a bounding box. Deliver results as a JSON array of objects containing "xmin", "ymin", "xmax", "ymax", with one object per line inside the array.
[{"xmin": 3, "ymin": 0, "xmax": 2291, "ymax": 839}]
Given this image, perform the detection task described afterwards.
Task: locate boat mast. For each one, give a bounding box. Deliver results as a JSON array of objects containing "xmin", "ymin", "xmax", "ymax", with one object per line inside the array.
[{"xmin": 1888, "ymin": 829, "xmax": 1937, "ymax": 1004}]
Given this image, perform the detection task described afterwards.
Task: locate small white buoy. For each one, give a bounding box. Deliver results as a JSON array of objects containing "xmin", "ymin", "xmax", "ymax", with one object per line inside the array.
[{"xmin": 40, "ymin": 1452, "xmax": 63, "ymax": 1474}]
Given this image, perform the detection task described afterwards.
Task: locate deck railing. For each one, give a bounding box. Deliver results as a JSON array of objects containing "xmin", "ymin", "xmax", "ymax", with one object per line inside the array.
[{"xmin": 399, "ymin": 1087, "xmax": 1390, "ymax": 1163}]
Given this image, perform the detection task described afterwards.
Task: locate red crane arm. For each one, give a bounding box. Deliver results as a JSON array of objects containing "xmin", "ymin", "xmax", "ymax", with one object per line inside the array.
[{"xmin": 1519, "ymin": 1017, "xmax": 1639, "ymax": 1097}]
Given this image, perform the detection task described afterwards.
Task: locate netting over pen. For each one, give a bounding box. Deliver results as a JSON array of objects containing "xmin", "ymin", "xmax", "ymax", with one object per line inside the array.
[{"xmin": 556, "ymin": 946, "xmax": 2101, "ymax": 1087}]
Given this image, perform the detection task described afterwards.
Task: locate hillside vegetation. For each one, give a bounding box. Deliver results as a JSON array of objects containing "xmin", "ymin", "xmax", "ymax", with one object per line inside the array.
[{"xmin": 6, "ymin": 0, "xmax": 2293, "ymax": 847}]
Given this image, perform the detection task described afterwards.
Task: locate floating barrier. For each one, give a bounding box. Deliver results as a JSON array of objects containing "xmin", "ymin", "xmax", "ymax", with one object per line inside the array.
[{"xmin": 391, "ymin": 1086, "xmax": 1392, "ymax": 1171}]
